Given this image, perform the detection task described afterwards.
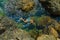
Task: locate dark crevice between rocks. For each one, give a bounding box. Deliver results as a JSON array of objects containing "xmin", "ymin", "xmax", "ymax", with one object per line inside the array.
[
  {"xmin": 16, "ymin": 37, "xmax": 19, "ymax": 40},
  {"xmin": 0, "ymin": 29, "xmax": 6, "ymax": 35},
  {"xmin": 57, "ymin": 30, "xmax": 60, "ymax": 38},
  {"xmin": 35, "ymin": 34, "xmax": 39, "ymax": 40}
]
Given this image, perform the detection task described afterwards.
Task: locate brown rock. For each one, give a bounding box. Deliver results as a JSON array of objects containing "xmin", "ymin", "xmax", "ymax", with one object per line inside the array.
[
  {"xmin": 16, "ymin": 0, "xmax": 35, "ymax": 12},
  {"xmin": 49, "ymin": 26, "xmax": 59, "ymax": 38},
  {"xmin": 37, "ymin": 35, "xmax": 56, "ymax": 40}
]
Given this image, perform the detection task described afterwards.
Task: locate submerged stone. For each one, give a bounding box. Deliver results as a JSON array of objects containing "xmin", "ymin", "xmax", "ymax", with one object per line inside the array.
[{"xmin": 37, "ymin": 35, "xmax": 56, "ymax": 40}]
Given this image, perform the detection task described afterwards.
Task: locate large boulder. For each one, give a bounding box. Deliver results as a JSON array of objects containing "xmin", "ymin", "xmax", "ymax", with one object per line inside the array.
[
  {"xmin": 37, "ymin": 35, "xmax": 56, "ymax": 40},
  {"xmin": 17, "ymin": 0, "xmax": 35, "ymax": 12},
  {"xmin": 48, "ymin": 26, "xmax": 59, "ymax": 38},
  {"xmin": 0, "ymin": 29, "xmax": 35, "ymax": 40},
  {"xmin": 39, "ymin": 0, "xmax": 60, "ymax": 16},
  {"xmin": 0, "ymin": 16, "xmax": 34, "ymax": 40}
]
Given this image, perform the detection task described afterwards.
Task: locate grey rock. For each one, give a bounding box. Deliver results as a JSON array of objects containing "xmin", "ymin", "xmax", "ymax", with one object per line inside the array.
[
  {"xmin": 39, "ymin": 0, "xmax": 60, "ymax": 16},
  {"xmin": 48, "ymin": 0, "xmax": 60, "ymax": 15},
  {"xmin": 0, "ymin": 29, "xmax": 35, "ymax": 40}
]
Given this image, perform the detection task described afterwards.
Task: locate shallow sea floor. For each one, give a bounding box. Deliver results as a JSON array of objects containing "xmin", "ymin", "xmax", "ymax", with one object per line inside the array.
[{"xmin": 0, "ymin": 0, "xmax": 60, "ymax": 40}]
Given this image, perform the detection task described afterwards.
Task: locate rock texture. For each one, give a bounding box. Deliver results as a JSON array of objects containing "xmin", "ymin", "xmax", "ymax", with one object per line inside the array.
[
  {"xmin": 0, "ymin": 16, "xmax": 34, "ymax": 40},
  {"xmin": 39, "ymin": 0, "xmax": 60, "ymax": 16},
  {"xmin": 31, "ymin": 16, "xmax": 60, "ymax": 38},
  {"xmin": 0, "ymin": 29, "xmax": 35, "ymax": 40},
  {"xmin": 48, "ymin": 26, "xmax": 59, "ymax": 38},
  {"xmin": 17, "ymin": 0, "xmax": 35, "ymax": 11},
  {"xmin": 0, "ymin": 0, "xmax": 60, "ymax": 40},
  {"xmin": 37, "ymin": 35, "xmax": 56, "ymax": 40},
  {"xmin": 49, "ymin": 0, "xmax": 60, "ymax": 16}
]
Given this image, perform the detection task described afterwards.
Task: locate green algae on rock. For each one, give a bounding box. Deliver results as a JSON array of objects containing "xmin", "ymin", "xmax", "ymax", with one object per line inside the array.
[{"xmin": 0, "ymin": 8, "xmax": 5, "ymax": 17}]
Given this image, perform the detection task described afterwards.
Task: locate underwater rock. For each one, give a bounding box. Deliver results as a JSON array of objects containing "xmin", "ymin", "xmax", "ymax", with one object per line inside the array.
[
  {"xmin": 4, "ymin": 0, "xmax": 45, "ymax": 23},
  {"xmin": 48, "ymin": 20, "xmax": 60, "ymax": 38},
  {"xmin": 52, "ymin": 21, "xmax": 60, "ymax": 31},
  {"xmin": 45, "ymin": 18, "xmax": 60, "ymax": 32},
  {"xmin": 48, "ymin": 26, "xmax": 59, "ymax": 38},
  {"xmin": 28, "ymin": 29, "xmax": 39, "ymax": 39},
  {"xmin": 4, "ymin": 0, "xmax": 39, "ymax": 16},
  {"xmin": 14, "ymin": 29, "xmax": 35, "ymax": 40},
  {"xmin": 57, "ymin": 38, "xmax": 60, "ymax": 40},
  {"xmin": 0, "ymin": 23, "xmax": 6, "ymax": 35},
  {"xmin": 37, "ymin": 35, "xmax": 56, "ymax": 40},
  {"xmin": 0, "ymin": 16, "xmax": 34, "ymax": 40},
  {"xmin": 31, "ymin": 16, "xmax": 60, "ymax": 37},
  {"xmin": 0, "ymin": 16, "xmax": 17, "ymax": 35},
  {"xmin": 48, "ymin": 0, "xmax": 60, "ymax": 16},
  {"xmin": 31, "ymin": 16, "xmax": 52, "ymax": 26},
  {"xmin": 33, "ymin": 16, "xmax": 60, "ymax": 31},
  {"xmin": 39, "ymin": 0, "xmax": 60, "ymax": 16},
  {"xmin": 17, "ymin": 0, "xmax": 35, "ymax": 12},
  {"xmin": 0, "ymin": 28, "xmax": 35, "ymax": 40},
  {"xmin": 0, "ymin": 16, "xmax": 17, "ymax": 30}
]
